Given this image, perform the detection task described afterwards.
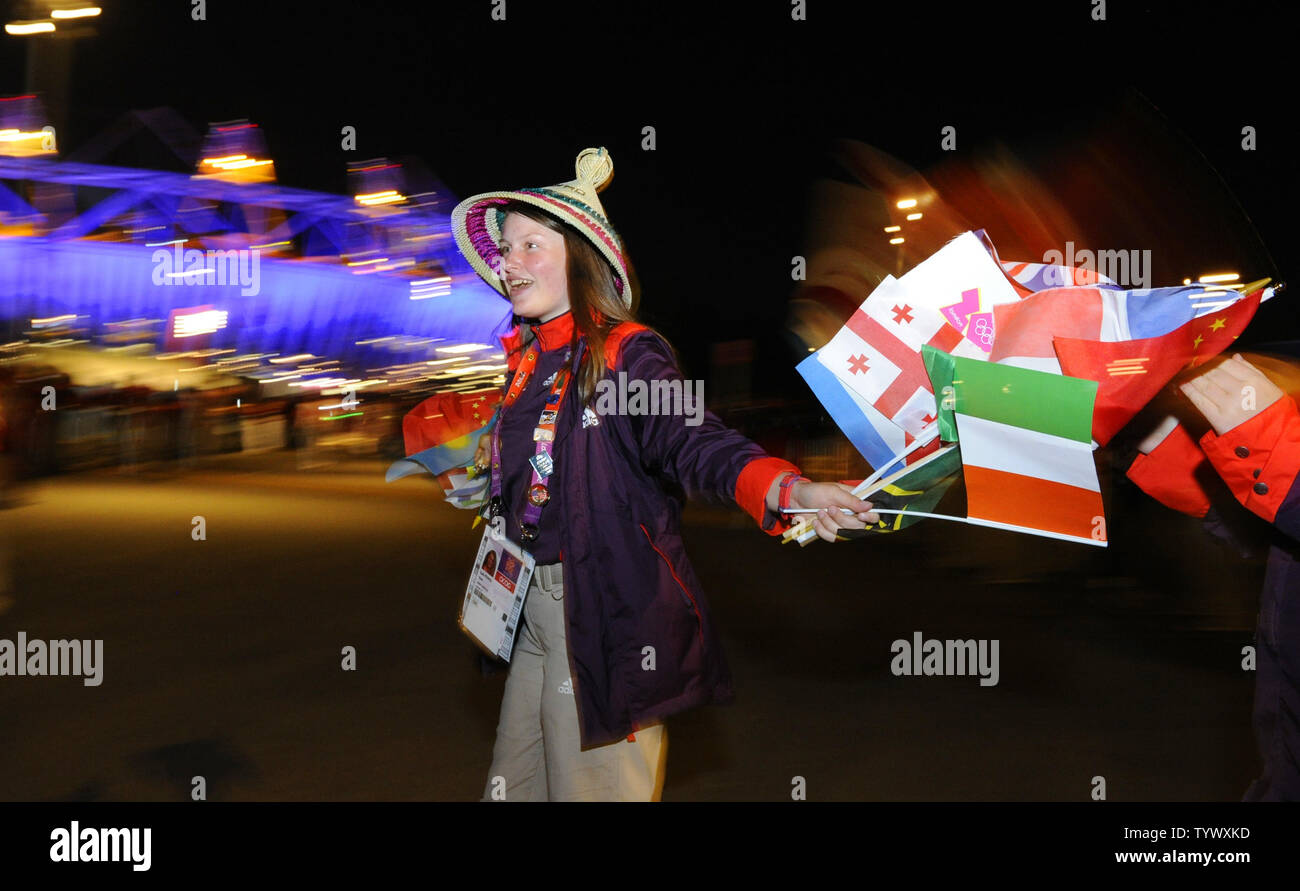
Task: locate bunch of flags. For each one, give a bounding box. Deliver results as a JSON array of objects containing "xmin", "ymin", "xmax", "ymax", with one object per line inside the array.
[
  {"xmin": 797, "ymin": 231, "xmax": 1018, "ymax": 476},
  {"xmin": 385, "ymin": 389, "xmax": 501, "ymax": 509},
  {"xmin": 794, "ymin": 228, "xmax": 1277, "ymax": 547}
]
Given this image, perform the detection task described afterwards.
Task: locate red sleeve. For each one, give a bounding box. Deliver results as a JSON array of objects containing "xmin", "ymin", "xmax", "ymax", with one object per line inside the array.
[
  {"xmin": 1199, "ymin": 395, "xmax": 1300, "ymax": 525},
  {"xmin": 735, "ymin": 457, "xmax": 802, "ymax": 537},
  {"xmin": 1125, "ymin": 422, "xmax": 1212, "ymax": 518}
]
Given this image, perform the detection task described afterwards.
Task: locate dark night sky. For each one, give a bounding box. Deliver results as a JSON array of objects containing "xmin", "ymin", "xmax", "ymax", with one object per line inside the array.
[{"xmin": 2, "ymin": 0, "xmax": 1295, "ymax": 391}]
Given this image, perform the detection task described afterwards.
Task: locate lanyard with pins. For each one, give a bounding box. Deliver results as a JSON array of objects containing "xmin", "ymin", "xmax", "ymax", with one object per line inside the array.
[{"xmin": 488, "ymin": 337, "xmax": 584, "ymax": 546}]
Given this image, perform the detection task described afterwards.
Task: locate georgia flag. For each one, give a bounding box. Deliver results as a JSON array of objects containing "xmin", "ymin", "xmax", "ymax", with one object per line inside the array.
[{"xmin": 817, "ymin": 274, "xmax": 987, "ymax": 436}]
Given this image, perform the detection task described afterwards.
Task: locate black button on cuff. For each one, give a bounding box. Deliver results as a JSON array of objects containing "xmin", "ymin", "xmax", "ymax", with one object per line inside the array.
[
  {"xmin": 1235, "ymin": 446, "xmax": 1250, "ymax": 458},
  {"xmin": 1253, "ymin": 482, "xmax": 1269, "ymax": 496}
]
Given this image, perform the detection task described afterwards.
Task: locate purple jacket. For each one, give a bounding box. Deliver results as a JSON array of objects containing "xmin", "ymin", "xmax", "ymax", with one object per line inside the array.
[{"xmin": 498, "ymin": 315, "xmax": 800, "ymax": 748}]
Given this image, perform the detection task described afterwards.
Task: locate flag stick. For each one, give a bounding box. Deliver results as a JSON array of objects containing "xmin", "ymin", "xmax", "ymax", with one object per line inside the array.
[
  {"xmin": 868, "ymin": 508, "xmax": 968, "ymax": 523},
  {"xmin": 781, "ymin": 507, "xmax": 966, "ymax": 524},
  {"xmin": 780, "ymin": 508, "xmax": 859, "ymax": 514},
  {"xmin": 780, "ymin": 507, "xmax": 969, "ymax": 542},
  {"xmin": 848, "ymin": 424, "xmax": 938, "ymax": 500}
]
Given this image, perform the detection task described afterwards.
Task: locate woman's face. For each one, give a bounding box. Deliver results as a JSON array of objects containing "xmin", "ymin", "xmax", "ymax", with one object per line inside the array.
[{"xmin": 498, "ymin": 212, "xmax": 570, "ymax": 322}]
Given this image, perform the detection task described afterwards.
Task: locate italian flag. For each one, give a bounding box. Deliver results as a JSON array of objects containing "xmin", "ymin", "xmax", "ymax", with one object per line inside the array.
[{"xmin": 924, "ymin": 346, "xmax": 1107, "ymax": 547}]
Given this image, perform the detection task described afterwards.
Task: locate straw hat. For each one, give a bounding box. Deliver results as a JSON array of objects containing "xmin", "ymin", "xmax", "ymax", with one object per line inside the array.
[{"xmin": 450, "ymin": 147, "xmax": 631, "ymax": 307}]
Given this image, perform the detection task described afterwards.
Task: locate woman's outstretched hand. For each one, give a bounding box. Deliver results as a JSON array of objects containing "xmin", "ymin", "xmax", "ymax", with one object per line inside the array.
[
  {"xmin": 473, "ymin": 433, "xmax": 492, "ymax": 473},
  {"xmin": 1180, "ymin": 353, "xmax": 1285, "ymax": 436},
  {"xmin": 780, "ymin": 479, "xmax": 879, "ymax": 543}
]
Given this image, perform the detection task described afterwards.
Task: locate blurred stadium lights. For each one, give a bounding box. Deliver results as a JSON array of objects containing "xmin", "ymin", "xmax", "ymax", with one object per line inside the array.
[
  {"xmin": 4, "ymin": 20, "xmax": 54, "ymax": 35},
  {"xmin": 0, "ymin": 110, "xmax": 510, "ymax": 403},
  {"xmin": 49, "ymin": 6, "xmax": 102, "ymax": 19}
]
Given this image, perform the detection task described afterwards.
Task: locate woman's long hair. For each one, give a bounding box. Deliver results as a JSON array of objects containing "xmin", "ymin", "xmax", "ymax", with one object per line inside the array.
[{"xmin": 496, "ymin": 201, "xmax": 677, "ymax": 406}]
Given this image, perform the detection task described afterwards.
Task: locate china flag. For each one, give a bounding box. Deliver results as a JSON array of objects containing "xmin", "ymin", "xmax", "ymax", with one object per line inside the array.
[{"xmin": 1053, "ymin": 291, "xmax": 1261, "ymax": 446}]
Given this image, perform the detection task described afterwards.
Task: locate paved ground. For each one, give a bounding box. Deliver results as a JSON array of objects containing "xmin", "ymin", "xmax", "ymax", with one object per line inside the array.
[{"xmin": 0, "ymin": 451, "xmax": 1263, "ymax": 800}]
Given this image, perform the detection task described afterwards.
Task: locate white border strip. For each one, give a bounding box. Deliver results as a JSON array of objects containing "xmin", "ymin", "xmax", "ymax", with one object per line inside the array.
[{"xmin": 965, "ymin": 516, "xmax": 1108, "ymax": 547}]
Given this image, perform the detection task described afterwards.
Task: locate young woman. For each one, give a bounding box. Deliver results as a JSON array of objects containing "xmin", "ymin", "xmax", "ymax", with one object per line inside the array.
[{"xmin": 451, "ymin": 147, "xmax": 878, "ymax": 801}]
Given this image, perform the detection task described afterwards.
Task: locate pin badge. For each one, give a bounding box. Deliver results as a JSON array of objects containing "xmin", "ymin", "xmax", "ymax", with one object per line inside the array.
[{"xmin": 529, "ymin": 453, "xmax": 554, "ymax": 477}]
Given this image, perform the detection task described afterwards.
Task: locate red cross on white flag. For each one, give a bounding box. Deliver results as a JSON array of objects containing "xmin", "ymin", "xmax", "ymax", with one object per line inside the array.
[{"xmin": 817, "ymin": 270, "xmax": 993, "ymax": 436}]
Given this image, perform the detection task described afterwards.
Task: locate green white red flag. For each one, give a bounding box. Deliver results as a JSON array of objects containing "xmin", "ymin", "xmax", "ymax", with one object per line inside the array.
[{"xmin": 924, "ymin": 346, "xmax": 1107, "ymax": 547}]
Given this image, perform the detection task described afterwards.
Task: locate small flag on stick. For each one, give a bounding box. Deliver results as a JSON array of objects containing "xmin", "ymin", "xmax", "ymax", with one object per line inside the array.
[
  {"xmin": 1054, "ymin": 290, "xmax": 1263, "ymax": 445},
  {"xmin": 825, "ymin": 444, "xmax": 962, "ymax": 540},
  {"xmin": 386, "ymin": 389, "xmax": 501, "ymax": 510},
  {"xmin": 925, "ymin": 347, "xmax": 1108, "ymax": 547}
]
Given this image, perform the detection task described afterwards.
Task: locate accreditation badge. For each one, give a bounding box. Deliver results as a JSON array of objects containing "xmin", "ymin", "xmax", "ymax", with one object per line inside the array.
[{"xmin": 460, "ymin": 520, "xmax": 536, "ymax": 662}]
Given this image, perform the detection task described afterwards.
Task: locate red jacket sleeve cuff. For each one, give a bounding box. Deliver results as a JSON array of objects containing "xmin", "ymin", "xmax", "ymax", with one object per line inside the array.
[
  {"xmin": 735, "ymin": 456, "xmax": 801, "ymax": 536},
  {"xmin": 1200, "ymin": 395, "xmax": 1300, "ymax": 524},
  {"xmin": 1126, "ymin": 422, "xmax": 1212, "ymax": 517}
]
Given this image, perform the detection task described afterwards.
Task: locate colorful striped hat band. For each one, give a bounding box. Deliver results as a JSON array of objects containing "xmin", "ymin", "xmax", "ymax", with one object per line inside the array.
[{"xmin": 451, "ymin": 147, "xmax": 631, "ymax": 307}]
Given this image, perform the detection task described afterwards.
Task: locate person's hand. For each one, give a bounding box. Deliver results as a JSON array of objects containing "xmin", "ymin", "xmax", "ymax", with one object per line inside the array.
[
  {"xmin": 787, "ymin": 480, "xmax": 879, "ymax": 543},
  {"xmin": 1179, "ymin": 354, "xmax": 1284, "ymax": 436},
  {"xmin": 473, "ymin": 433, "xmax": 492, "ymax": 472}
]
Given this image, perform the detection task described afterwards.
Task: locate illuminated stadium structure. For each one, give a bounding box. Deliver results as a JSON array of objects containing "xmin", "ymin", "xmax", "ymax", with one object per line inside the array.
[{"xmin": 0, "ymin": 110, "xmax": 511, "ymax": 398}]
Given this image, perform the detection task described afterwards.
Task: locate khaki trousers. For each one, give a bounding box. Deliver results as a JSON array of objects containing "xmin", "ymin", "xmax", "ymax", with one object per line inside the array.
[{"xmin": 481, "ymin": 561, "xmax": 667, "ymax": 801}]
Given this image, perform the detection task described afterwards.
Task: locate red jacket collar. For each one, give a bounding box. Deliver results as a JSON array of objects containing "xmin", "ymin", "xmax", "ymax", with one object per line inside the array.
[
  {"xmin": 499, "ymin": 310, "xmax": 576, "ymax": 356},
  {"xmin": 533, "ymin": 310, "xmax": 576, "ymax": 351}
]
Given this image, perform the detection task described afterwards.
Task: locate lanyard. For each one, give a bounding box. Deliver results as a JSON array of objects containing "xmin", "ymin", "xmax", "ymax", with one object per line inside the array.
[{"xmin": 488, "ymin": 335, "xmax": 585, "ymax": 546}]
